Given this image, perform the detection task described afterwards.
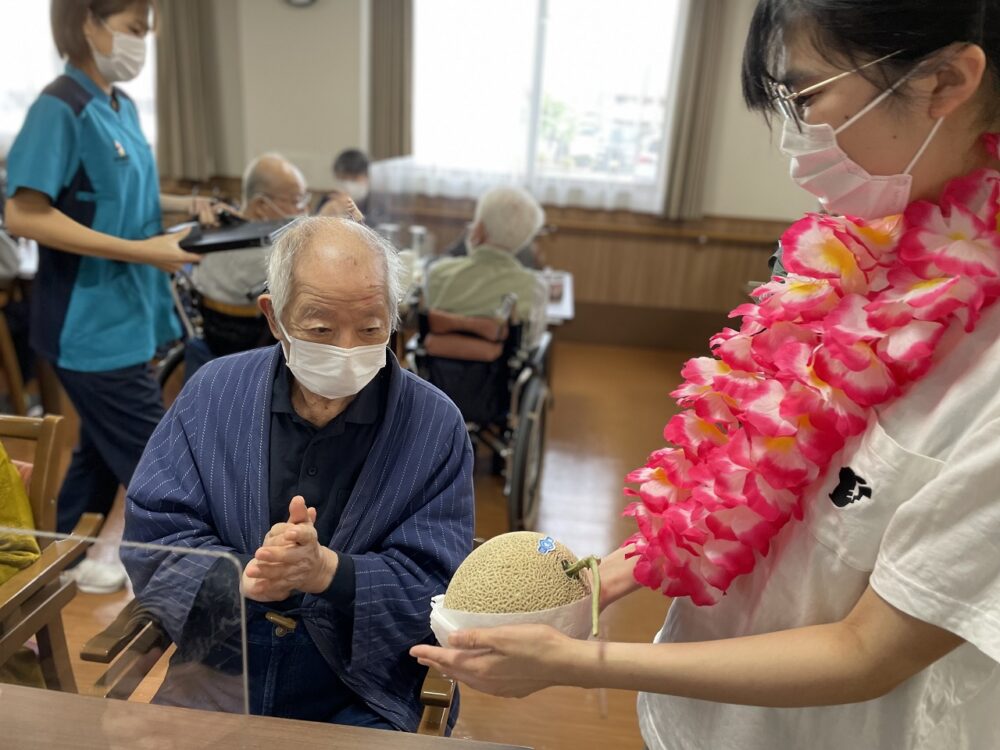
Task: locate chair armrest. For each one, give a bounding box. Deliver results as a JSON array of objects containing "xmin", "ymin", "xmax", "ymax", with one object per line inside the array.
[
  {"xmin": 0, "ymin": 511, "xmax": 102, "ymax": 622},
  {"xmin": 69, "ymin": 512, "xmax": 103, "ymax": 539},
  {"xmin": 417, "ymin": 666, "xmax": 456, "ymax": 736},
  {"xmin": 0, "ymin": 537, "xmax": 86, "ymax": 622},
  {"xmin": 81, "ymin": 598, "xmax": 163, "ymax": 663},
  {"xmin": 420, "ymin": 667, "xmax": 456, "ymax": 708}
]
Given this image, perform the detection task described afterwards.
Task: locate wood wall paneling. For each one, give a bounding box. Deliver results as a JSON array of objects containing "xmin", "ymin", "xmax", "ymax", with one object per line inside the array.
[{"xmin": 375, "ymin": 194, "xmax": 783, "ymax": 314}]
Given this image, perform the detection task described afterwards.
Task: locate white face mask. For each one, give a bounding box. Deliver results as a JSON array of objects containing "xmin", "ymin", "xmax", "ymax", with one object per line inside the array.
[
  {"xmin": 337, "ymin": 180, "xmax": 370, "ymax": 203},
  {"xmin": 278, "ymin": 320, "xmax": 387, "ymax": 400},
  {"xmin": 89, "ymin": 21, "xmax": 147, "ymax": 83},
  {"xmin": 780, "ymin": 81, "xmax": 944, "ymax": 220}
]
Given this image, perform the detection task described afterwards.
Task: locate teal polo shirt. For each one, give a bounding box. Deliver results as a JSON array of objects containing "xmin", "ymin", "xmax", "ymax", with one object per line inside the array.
[{"xmin": 6, "ymin": 63, "xmax": 178, "ymax": 372}]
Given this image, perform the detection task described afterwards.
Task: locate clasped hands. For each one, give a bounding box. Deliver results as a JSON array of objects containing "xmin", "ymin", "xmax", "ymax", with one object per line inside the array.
[{"xmin": 241, "ymin": 495, "xmax": 338, "ymax": 602}]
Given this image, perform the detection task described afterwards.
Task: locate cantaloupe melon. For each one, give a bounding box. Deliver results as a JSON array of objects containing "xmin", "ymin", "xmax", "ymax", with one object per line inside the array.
[{"xmin": 444, "ymin": 532, "xmax": 589, "ymax": 613}]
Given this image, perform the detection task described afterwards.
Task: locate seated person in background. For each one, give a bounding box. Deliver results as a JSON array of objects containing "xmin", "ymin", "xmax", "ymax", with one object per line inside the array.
[
  {"xmin": 187, "ymin": 153, "xmax": 310, "ymax": 377},
  {"xmin": 122, "ymin": 216, "xmax": 474, "ymax": 731},
  {"xmin": 425, "ymin": 186, "xmax": 548, "ymax": 348},
  {"xmin": 317, "ymin": 148, "xmax": 371, "ymax": 220},
  {"xmin": 187, "ymin": 154, "xmax": 362, "ymax": 379}
]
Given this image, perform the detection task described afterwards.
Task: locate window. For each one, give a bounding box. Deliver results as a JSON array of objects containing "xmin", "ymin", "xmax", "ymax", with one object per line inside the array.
[
  {"xmin": 0, "ymin": 1, "xmax": 157, "ymax": 157},
  {"xmin": 376, "ymin": 0, "xmax": 686, "ymax": 213}
]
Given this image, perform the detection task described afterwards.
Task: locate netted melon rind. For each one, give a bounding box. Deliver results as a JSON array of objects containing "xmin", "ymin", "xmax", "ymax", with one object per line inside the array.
[{"xmin": 444, "ymin": 532, "xmax": 590, "ymax": 613}]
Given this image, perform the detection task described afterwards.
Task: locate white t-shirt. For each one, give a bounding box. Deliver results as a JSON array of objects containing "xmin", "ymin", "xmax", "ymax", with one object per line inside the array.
[{"xmin": 638, "ymin": 302, "xmax": 1000, "ymax": 750}]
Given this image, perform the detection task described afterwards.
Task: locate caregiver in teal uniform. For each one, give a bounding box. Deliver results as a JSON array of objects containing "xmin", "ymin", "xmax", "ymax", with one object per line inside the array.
[{"xmin": 5, "ymin": 0, "xmax": 214, "ymax": 593}]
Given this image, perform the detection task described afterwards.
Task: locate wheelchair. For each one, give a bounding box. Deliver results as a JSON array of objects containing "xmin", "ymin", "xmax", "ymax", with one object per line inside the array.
[
  {"xmin": 406, "ymin": 295, "xmax": 552, "ymax": 531},
  {"xmin": 154, "ymin": 269, "xmax": 202, "ymax": 407},
  {"xmin": 156, "ymin": 272, "xmax": 271, "ymax": 407}
]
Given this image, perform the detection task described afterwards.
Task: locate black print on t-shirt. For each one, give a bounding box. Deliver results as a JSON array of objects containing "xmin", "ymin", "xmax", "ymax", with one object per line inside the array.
[{"xmin": 829, "ymin": 467, "xmax": 872, "ymax": 507}]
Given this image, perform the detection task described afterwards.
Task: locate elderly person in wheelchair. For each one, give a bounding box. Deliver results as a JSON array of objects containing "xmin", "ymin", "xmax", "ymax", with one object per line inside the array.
[
  {"xmin": 416, "ymin": 187, "xmax": 552, "ymax": 531},
  {"xmin": 425, "ymin": 186, "xmax": 549, "ymax": 350},
  {"xmin": 120, "ymin": 216, "xmax": 475, "ymax": 732}
]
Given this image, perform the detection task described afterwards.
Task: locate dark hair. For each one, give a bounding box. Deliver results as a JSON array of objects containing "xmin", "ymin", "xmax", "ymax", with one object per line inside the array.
[
  {"xmin": 332, "ymin": 149, "xmax": 370, "ymax": 178},
  {"xmin": 51, "ymin": 0, "xmax": 157, "ymax": 65},
  {"xmin": 741, "ymin": 0, "xmax": 1000, "ymax": 120}
]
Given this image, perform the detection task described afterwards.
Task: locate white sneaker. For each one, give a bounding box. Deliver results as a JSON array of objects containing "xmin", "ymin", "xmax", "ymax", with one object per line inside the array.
[{"xmin": 67, "ymin": 558, "xmax": 127, "ymax": 595}]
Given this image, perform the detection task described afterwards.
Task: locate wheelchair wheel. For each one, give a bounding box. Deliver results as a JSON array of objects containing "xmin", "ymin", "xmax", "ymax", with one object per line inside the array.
[
  {"xmin": 507, "ymin": 376, "xmax": 548, "ymax": 531},
  {"xmin": 156, "ymin": 343, "xmax": 186, "ymax": 409}
]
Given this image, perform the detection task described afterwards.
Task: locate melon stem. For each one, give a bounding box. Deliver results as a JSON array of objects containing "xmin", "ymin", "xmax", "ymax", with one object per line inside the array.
[{"xmin": 563, "ymin": 556, "xmax": 601, "ymax": 637}]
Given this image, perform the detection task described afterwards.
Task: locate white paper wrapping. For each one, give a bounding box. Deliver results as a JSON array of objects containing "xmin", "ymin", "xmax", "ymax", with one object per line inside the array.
[{"xmin": 429, "ymin": 594, "xmax": 593, "ymax": 647}]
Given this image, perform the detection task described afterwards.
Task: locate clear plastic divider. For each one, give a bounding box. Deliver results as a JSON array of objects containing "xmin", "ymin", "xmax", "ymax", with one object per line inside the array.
[{"xmin": 0, "ymin": 527, "xmax": 248, "ymax": 717}]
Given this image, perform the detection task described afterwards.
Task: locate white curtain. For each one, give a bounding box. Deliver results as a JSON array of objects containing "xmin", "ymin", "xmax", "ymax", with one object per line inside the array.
[{"xmin": 374, "ymin": 0, "xmax": 689, "ymax": 214}]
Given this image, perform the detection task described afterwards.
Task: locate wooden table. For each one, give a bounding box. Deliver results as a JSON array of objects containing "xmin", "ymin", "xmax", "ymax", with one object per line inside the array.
[{"xmin": 0, "ymin": 684, "xmax": 530, "ymax": 750}]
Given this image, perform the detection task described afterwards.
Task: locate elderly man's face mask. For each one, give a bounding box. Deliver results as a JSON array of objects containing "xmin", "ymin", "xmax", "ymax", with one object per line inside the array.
[{"xmin": 277, "ymin": 319, "xmax": 387, "ymax": 400}]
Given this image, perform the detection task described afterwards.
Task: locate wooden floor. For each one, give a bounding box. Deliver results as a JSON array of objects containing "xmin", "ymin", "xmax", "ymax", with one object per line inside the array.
[{"xmin": 13, "ymin": 340, "xmax": 692, "ymax": 749}]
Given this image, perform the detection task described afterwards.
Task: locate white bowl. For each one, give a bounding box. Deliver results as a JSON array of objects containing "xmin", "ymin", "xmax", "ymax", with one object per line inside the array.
[{"xmin": 429, "ymin": 594, "xmax": 593, "ymax": 647}]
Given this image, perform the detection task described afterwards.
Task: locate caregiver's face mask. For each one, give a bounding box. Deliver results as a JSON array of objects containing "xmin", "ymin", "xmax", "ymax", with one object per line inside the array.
[
  {"xmin": 336, "ymin": 179, "xmax": 370, "ymax": 204},
  {"xmin": 277, "ymin": 320, "xmax": 387, "ymax": 400},
  {"xmin": 88, "ymin": 18, "xmax": 147, "ymax": 83},
  {"xmin": 773, "ymin": 51, "xmax": 944, "ymax": 220}
]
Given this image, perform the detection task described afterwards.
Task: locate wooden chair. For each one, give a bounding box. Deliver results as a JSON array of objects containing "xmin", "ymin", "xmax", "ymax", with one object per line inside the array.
[
  {"xmin": 0, "ymin": 287, "xmax": 27, "ymax": 416},
  {"xmin": 0, "ymin": 414, "xmax": 103, "ymax": 691}
]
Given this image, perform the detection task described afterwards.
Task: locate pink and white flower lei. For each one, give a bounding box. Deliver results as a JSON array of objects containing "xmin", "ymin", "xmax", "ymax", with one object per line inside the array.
[{"xmin": 623, "ymin": 136, "xmax": 1000, "ymax": 606}]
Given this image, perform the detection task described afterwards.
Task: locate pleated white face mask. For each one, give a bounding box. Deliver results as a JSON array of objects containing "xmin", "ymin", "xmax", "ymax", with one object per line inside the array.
[
  {"xmin": 278, "ymin": 321, "xmax": 387, "ymax": 400},
  {"xmin": 780, "ymin": 83, "xmax": 944, "ymax": 220},
  {"xmin": 89, "ymin": 22, "xmax": 147, "ymax": 83}
]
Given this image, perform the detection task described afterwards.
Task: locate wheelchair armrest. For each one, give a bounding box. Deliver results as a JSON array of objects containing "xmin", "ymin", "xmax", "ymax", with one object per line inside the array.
[
  {"xmin": 81, "ymin": 598, "xmax": 165, "ymax": 663},
  {"xmin": 529, "ymin": 331, "xmax": 553, "ymax": 375},
  {"xmin": 404, "ymin": 332, "xmax": 423, "ymax": 355}
]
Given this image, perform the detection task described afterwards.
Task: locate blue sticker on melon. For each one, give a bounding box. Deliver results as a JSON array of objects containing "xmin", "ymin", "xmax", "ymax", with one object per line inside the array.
[{"xmin": 537, "ymin": 536, "xmax": 556, "ymax": 554}]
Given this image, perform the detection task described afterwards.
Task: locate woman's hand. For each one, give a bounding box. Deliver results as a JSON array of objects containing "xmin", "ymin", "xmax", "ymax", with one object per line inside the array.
[
  {"xmin": 410, "ymin": 624, "xmax": 580, "ymax": 698},
  {"xmin": 586, "ymin": 544, "xmax": 643, "ymax": 611},
  {"xmin": 190, "ymin": 196, "xmax": 241, "ymax": 226},
  {"xmin": 317, "ymin": 191, "xmax": 364, "ymax": 221},
  {"xmin": 137, "ymin": 229, "xmax": 202, "ymax": 273},
  {"xmin": 159, "ymin": 194, "xmax": 240, "ymax": 226}
]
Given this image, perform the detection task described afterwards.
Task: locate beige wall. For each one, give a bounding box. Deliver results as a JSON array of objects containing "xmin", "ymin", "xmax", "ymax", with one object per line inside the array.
[
  {"xmin": 208, "ymin": 0, "xmax": 246, "ymax": 180},
  {"xmin": 210, "ymin": 0, "xmax": 367, "ymax": 190},
  {"xmin": 701, "ymin": 0, "xmax": 816, "ymax": 222},
  {"xmin": 207, "ymin": 0, "xmax": 809, "ymax": 220}
]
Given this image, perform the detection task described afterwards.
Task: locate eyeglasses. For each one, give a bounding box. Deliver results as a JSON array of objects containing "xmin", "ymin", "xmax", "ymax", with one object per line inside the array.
[
  {"xmin": 767, "ymin": 50, "xmax": 904, "ymax": 131},
  {"xmin": 262, "ymin": 191, "xmax": 314, "ymax": 213}
]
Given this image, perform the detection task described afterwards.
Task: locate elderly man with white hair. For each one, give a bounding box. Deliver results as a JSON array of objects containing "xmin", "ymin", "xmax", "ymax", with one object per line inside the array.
[
  {"xmin": 188, "ymin": 153, "xmax": 310, "ymax": 366},
  {"xmin": 185, "ymin": 153, "xmax": 363, "ymax": 380},
  {"xmin": 121, "ymin": 216, "xmax": 474, "ymax": 731},
  {"xmin": 426, "ymin": 186, "xmax": 549, "ymax": 347}
]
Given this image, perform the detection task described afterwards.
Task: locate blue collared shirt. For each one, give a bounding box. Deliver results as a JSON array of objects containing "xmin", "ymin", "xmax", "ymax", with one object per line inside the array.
[{"xmin": 6, "ymin": 63, "xmax": 178, "ymax": 371}]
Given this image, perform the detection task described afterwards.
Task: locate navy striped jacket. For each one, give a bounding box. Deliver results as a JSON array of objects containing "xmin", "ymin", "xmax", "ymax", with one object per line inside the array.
[{"xmin": 122, "ymin": 345, "xmax": 475, "ymax": 729}]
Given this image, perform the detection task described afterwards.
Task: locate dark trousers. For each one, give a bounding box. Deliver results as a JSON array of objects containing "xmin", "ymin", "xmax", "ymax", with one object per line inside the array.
[
  {"xmin": 202, "ymin": 306, "xmax": 271, "ymax": 357},
  {"xmin": 245, "ymin": 604, "xmax": 395, "ymax": 730},
  {"xmin": 184, "ymin": 306, "xmax": 272, "ymax": 383},
  {"xmin": 52, "ymin": 361, "xmax": 164, "ymax": 534}
]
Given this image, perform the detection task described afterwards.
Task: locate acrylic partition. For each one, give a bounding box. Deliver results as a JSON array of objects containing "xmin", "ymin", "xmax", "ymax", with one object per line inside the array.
[{"xmin": 0, "ymin": 526, "xmax": 249, "ymax": 728}]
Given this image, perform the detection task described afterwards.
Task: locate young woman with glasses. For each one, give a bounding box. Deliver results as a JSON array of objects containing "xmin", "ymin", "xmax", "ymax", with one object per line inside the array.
[{"xmin": 413, "ymin": 2, "xmax": 1000, "ymax": 748}]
